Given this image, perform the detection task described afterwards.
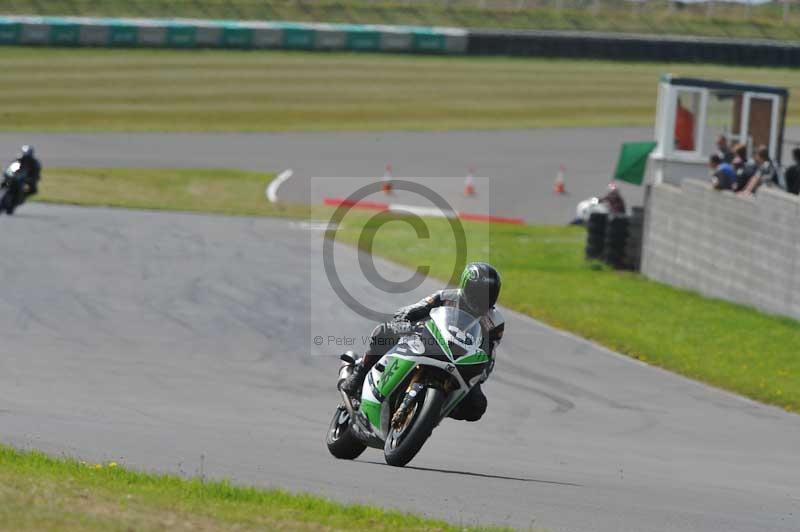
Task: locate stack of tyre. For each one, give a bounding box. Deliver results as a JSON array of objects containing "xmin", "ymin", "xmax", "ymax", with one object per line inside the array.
[
  {"xmin": 585, "ymin": 211, "xmax": 643, "ymax": 270},
  {"xmin": 624, "ymin": 207, "xmax": 645, "ymax": 271},
  {"xmin": 585, "ymin": 212, "xmax": 607, "ymax": 260},
  {"xmin": 603, "ymin": 215, "xmax": 629, "ymax": 269}
]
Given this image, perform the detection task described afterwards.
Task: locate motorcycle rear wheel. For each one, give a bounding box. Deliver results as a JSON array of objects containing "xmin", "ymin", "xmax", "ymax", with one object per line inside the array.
[
  {"xmin": 383, "ymin": 387, "xmax": 445, "ymax": 467},
  {"xmin": 326, "ymin": 405, "xmax": 367, "ymax": 460}
]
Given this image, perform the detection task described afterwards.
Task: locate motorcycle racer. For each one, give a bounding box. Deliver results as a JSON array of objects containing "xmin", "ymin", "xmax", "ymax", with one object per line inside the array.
[
  {"xmin": 13, "ymin": 145, "xmax": 42, "ymax": 197},
  {"xmin": 341, "ymin": 262, "xmax": 504, "ymax": 422}
]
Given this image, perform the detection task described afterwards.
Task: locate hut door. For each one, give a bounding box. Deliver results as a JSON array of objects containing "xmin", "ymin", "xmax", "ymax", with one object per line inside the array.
[{"xmin": 742, "ymin": 93, "xmax": 780, "ymax": 158}]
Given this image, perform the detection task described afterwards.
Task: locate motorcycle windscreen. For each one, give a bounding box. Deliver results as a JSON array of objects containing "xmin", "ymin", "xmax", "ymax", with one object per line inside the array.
[{"xmin": 428, "ymin": 306, "xmax": 483, "ymax": 361}]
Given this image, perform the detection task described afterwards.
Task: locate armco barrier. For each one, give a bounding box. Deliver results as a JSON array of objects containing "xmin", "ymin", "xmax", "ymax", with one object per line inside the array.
[
  {"xmin": 3, "ymin": 15, "xmax": 799, "ymax": 66},
  {"xmin": 0, "ymin": 16, "xmax": 468, "ymax": 54},
  {"xmin": 467, "ymin": 29, "xmax": 800, "ymax": 67}
]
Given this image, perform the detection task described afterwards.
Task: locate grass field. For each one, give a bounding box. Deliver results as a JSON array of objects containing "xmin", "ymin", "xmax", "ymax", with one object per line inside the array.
[
  {"xmin": 4, "ymin": 47, "xmax": 800, "ymax": 133},
  {"xmin": 32, "ymin": 167, "xmax": 800, "ymax": 413},
  {"xmin": 4, "ymin": 0, "xmax": 800, "ymax": 41},
  {"xmin": 0, "ymin": 444, "xmax": 507, "ymax": 531}
]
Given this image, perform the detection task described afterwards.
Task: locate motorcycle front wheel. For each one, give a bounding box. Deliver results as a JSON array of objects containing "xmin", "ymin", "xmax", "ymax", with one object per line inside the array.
[
  {"xmin": 383, "ymin": 387, "xmax": 445, "ymax": 467},
  {"xmin": 1, "ymin": 188, "xmax": 18, "ymax": 215},
  {"xmin": 326, "ymin": 405, "xmax": 367, "ymax": 460}
]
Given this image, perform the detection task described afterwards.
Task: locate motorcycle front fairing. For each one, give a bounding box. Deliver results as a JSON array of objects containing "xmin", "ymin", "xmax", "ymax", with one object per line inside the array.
[{"xmin": 355, "ymin": 307, "xmax": 490, "ymax": 444}]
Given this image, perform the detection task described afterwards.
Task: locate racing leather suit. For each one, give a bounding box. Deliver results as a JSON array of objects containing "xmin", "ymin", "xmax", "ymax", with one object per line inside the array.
[{"xmin": 16, "ymin": 155, "xmax": 41, "ymax": 196}]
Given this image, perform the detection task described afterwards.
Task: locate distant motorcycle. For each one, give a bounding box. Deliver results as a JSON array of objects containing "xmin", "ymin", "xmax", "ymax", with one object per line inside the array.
[
  {"xmin": 571, "ymin": 196, "xmax": 609, "ymax": 225},
  {"xmin": 0, "ymin": 161, "xmax": 30, "ymax": 215}
]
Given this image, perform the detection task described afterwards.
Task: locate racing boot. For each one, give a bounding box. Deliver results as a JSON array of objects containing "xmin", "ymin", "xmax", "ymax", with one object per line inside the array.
[{"xmin": 340, "ymin": 361, "xmax": 369, "ymax": 397}]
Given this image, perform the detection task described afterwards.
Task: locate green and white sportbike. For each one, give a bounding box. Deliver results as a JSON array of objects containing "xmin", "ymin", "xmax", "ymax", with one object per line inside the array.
[{"xmin": 326, "ymin": 306, "xmax": 491, "ymax": 467}]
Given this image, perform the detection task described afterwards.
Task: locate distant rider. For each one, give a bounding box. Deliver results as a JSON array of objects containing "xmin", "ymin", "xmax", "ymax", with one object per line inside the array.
[
  {"xmin": 11, "ymin": 145, "xmax": 42, "ymax": 196},
  {"xmin": 341, "ymin": 262, "xmax": 505, "ymax": 422}
]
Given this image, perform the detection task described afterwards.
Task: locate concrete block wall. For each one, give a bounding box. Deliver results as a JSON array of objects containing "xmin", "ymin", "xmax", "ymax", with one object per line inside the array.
[{"xmin": 642, "ymin": 179, "xmax": 800, "ymax": 320}]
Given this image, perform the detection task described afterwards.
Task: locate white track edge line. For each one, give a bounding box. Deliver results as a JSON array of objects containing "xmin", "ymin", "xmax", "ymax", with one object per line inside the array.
[{"xmin": 266, "ymin": 169, "xmax": 293, "ymax": 203}]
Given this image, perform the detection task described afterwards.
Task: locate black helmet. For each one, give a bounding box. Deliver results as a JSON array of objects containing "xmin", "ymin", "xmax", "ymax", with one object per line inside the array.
[
  {"xmin": 458, "ymin": 262, "xmax": 501, "ymax": 316},
  {"xmin": 20, "ymin": 145, "xmax": 34, "ymax": 158}
]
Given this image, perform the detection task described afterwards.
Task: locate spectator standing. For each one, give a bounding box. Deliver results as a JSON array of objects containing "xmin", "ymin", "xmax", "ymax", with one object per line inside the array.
[
  {"xmin": 709, "ymin": 154, "xmax": 736, "ymax": 190},
  {"xmin": 716, "ymin": 135, "xmax": 734, "ymax": 163},
  {"xmin": 740, "ymin": 146, "xmax": 778, "ymax": 196},
  {"xmin": 784, "ymin": 148, "xmax": 800, "ymax": 195},
  {"xmin": 732, "ymin": 143, "xmax": 757, "ymax": 192}
]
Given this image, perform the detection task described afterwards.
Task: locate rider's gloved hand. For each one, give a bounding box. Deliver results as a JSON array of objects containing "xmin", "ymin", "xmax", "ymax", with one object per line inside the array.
[{"xmin": 392, "ymin": 318, "xmax": 413, "ymax": 333}]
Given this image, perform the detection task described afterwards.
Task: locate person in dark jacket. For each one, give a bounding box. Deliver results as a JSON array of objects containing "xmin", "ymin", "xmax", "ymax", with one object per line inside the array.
[
  {"xmin": 716, "ymin": 135, "xmax": 734, "ymax": 163},
  {"xmin": 784, "ymin": 148, "xmax": 800, "ymax": 195},
  {"xmin": 599, "ymin": 182, "xmax": 626, "ymax": 214},
  {"xmin": 732, "ymin": 143, "xmax": 757, "ymax": 192},
  {"xmin": 709, "ymin": 154, "xmax": 736, "ymax": 190},
  {"xmin": 740, "ymin": 146, "xmax": 778, "ymax": 196},
  {"xmin": 12, "ymin": 145, "xmax": 42, "ymax": 196}
]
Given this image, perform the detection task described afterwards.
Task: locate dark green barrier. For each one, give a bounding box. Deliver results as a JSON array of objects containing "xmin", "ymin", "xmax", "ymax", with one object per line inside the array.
[
  {"xmin": 466, "ymin": 29, "xmax": 800, "ymax": 67},
  {"xmin": 0, "ymin": 16, "xmax": 467, "ymax": 54},
  {"xmin": 283, "ymin": 28, "xmax": 316, "ymax": 49},
  {"xmin": 50, "ymin": 23, "xmax": 80, "ymax": 45},
  {"xmin": 109, "ymin": 24, "xmax": 139, "ymax": 46},
  {"xmin": 0, "ymin": 21, "xmax": 20, "ymax": 45},
  {"xmin": 221, "ymin": 27, "xmax": 253, "ymax": 48},
  {"xmin": 166, "ymin": 26, "xmax": 196, "ymax": 48}
]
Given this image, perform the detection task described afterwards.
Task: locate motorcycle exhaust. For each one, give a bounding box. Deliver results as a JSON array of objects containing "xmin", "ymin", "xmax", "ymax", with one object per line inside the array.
[
  {"xmin": 338, "ymin": 388, "xmax": 356, "ymax": 419},
  {"xmin": 337, "ymin": 351, "xmax": 358, "ymax": 418}
]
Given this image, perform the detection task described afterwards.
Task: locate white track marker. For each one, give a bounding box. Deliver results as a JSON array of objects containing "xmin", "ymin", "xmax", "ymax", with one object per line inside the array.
[
  {"xmin": 389, "ymin": 203, "xmax": 455, "ymax": 219},
  {"xmin": 266, "ymin": 169, "xmax": 293, "ymax": 203}
]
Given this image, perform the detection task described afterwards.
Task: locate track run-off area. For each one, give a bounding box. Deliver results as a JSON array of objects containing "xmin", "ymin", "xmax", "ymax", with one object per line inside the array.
[
  {"xmin": 1, "ymin": 129, "xmax": 656, "ymax": 224},
  {"xmin": 0, "ymin": 203, "xmax": 798, "ymax": 531},
  {"xmin": 5, "ymin": 128, "xmax": 800, "ymax": 225}
]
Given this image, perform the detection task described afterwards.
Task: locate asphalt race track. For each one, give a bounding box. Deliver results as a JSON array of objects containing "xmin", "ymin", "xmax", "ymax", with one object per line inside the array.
[{"xmin": 1, "ymin": 203, "xmax": 798, "ymax": 531}]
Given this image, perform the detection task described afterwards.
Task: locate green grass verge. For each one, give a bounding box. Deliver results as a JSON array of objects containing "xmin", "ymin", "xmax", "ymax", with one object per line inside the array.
[
  {"xmin": 5, "ymin": 47, "xmax": 800, "ymax": 132},
  {"xmin": 5, "ymin": 0, "xmax": 800, "ymax": 41},
  {"xmin": 34, "ymin": 167, "xmax": 800, "ymax": 413},
  {"xmin": 0, "ymin": 444, "xmax": 506, "ymax": 531},
  {"xmin": 36, "ymin": 167, "xmax": 310, "ymax": 219}
]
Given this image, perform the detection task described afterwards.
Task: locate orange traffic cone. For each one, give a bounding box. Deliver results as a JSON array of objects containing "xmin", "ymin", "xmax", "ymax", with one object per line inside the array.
[
  {"xmin": 464, "ymin": 166, "xmax": 476, "ymax": 197},
  {"xmin": 553, "ymin": 165, "xmax": 566, "ymax": 195},
  {"xmin": 381, "ymin": 164, "xmax": 393, "ymax": 194}
]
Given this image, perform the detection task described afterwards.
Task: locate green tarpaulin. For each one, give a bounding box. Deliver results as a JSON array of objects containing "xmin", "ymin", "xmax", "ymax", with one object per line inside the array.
[{"xmin": 613, "ymin": 141, "xmax": 657, "ymax": 186}]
